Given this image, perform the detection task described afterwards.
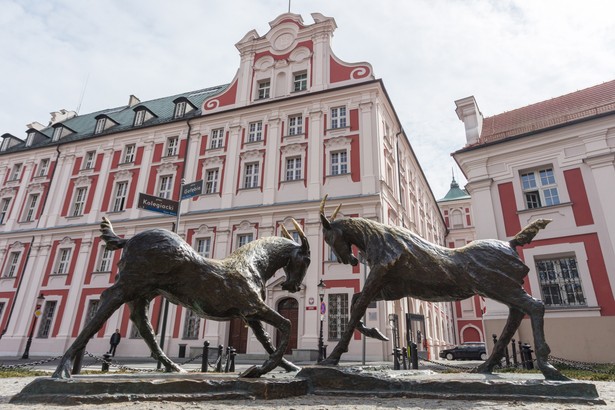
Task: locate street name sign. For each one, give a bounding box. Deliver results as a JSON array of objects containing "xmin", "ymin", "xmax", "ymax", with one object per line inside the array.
[{"xmin": 137, "ymin": 193, "xmax": 179, "ymax": 216}]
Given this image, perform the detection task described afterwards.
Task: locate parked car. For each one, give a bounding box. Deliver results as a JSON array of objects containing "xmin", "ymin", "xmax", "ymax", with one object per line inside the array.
[{"xmin": 439, "ymin": 342, "xmax": 487, "ymax": 360}]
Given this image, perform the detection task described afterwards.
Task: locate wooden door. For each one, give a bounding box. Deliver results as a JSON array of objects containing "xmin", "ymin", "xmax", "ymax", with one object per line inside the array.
[
  {"xmin": 228, "ymin": 317, "xmax": 249, "ymax": 353},
  {"xmin": 276, "ymin": 298, "xmax": 299, "ymax": 354}
]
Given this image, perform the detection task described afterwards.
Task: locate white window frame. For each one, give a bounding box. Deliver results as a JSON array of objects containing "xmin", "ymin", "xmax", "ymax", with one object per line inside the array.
[
  {"xmin": 84, "ymin": 151, "xmax": 95, "ymax": 170},
  {"xmin": 248, "ymin": 121, "xmax": 263, "ymax": 143},
  {"xmin": 134, "ymin": 109, "xmax": 146, "ymax": 126},
  {"xmin": 38, "ymin": 158, "xmax": 50, "ymax": 177},
  {"xmin": 9, "ymin": 164, "xmax": 22, "ymax": 181},
  {"xmin": 237, "ymin": 233, "xmax": 253, "ymax": 248},
  {"xmin": 182, "ymin": 309, "xmax": 200, "ymax": 339},
  {"xmin": 257, "ymin": 80, "xmax": 270, "ymax": 99},
  {"xmin": 330, "ymin": 106, "xmax": 347, "ymax": 129},
  {"xmin": 288, "ymin": 115, "xmax": 303, "ymax": 136},
  {"xmin": 122, "ymin": 144, "xmax": 136, "ymax": 164},
  {"xmin": 0, "ymin": 198, "xmax": 11, "ymax": 224},
  {"xmin": 94, "ymin": 118, "xmax": 106, "ymax": 134},
  {"xmin": 174, "ymin": 101, "xmax": 187, "ymax": 119},
  {"xmin": 52, "ymin": 127, "xmax": 63, "ymax": 141},
  {"xmin": 97, "ymin": 245, "xmax": 113, "ymax": 272},
  {"xmin": 112, "ymin": 181, "xmax": 128, "ymax": 212},
  {"xmin": 3, "ymin": 251, "xmax": 20, "ymax": 278},
  {"xmin": 328, "ymin": 293, "xmax": 349, "ymax": 340},
  {"xmin": 536, "ymin": 255, "xmax": 586, "ymax": 307},
  {"xmin": 243, "ymin": 162, "xmax": 260, "ymax": 189},
  {"xmin": 520, "ymin": 167, "xmax": 560, "ymax": 209},
  {"xmin": 23, "ymin": 193, "xmax": 39, "ymax": 222},
  {"xmin": 195, "ymin": 237, "xmax": 211, "ymax": 258},
  {"xmin": 158, "ymin": 175, "xmax": 174, "ymax": 199},
  {"xmin": 330, "ymin": 150, "xmax": 348, "ymax": 176},
  {"xmin": 210, "ymin": 128, "xmax": 224, "ymax": 149},
  {"xmin": 71, "ymin": 187, "xmax": 88, "ymax": 217},
  {"xmin": 285, "ymin": 156, "xmax": 302, "ymax": 181},
  {"xmin": 54, "ymin": 248, "xmax": 72, "ymax": 275},
  {"xmin": 165, "ymin": 137, "xmax": 179, "ymax": 157},
  {"xmin": 205, "ymin": 169, "xmax": 219, "ymax": 194},
  {"xmin": 293, "ymin": 72, "xmax": 307, "ymax": 92}
]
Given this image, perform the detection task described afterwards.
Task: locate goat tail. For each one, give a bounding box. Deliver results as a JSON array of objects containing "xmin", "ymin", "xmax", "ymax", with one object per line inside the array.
[
  {"xmin": 100, "ymin": 217, "xmax": 127, "ymax": 250},
  {"xmin": 509, "ymin": 218, "xmax": 552, "ymax": 249}
]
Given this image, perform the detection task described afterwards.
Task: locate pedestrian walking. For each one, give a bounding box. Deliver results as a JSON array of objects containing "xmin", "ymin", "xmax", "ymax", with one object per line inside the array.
[{"xmin": 108, "ymin": 329, "xmax": 121, "ymax": 357}]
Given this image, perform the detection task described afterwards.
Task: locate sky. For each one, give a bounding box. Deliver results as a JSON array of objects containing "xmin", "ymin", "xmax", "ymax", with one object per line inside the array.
[{"xmin": 1, "ymin": 0, "xmax": 614, "ymax": 200}]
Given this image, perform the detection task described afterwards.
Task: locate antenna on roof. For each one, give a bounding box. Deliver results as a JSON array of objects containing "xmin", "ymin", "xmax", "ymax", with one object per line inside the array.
[{"xmin": 76, "ymin": 72, "xmax": 90, "ymax": 114}]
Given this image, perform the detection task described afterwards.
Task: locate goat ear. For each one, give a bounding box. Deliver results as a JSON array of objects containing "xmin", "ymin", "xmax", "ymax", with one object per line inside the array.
[
  {"xmin": 280, "ymin": 225, "xmax": 293, "ymax": 240},
  {"xmin": 291, "ymin": 218, "xmax": 309, "ymax": 252}
]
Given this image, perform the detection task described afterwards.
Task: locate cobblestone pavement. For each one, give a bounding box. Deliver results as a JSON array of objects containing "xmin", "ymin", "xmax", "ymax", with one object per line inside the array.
[{"xmin": 1, "ymin": 357, "xmax": 613, "ymax": 409}]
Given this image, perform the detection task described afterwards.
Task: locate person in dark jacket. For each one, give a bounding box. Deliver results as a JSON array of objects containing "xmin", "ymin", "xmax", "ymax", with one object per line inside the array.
[{"xmin": 108, "ymin": 329, "xmax": 121, "ymax": 356}]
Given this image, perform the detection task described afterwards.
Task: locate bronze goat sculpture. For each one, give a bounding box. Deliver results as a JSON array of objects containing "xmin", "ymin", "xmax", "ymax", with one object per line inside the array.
[
  {"xmin": 319, "ymin": 195, "xmax": 567, "ymax": 381},
  {"xmin": 52, "ymin": 217, "xmax": 310, "ymax": 379}
]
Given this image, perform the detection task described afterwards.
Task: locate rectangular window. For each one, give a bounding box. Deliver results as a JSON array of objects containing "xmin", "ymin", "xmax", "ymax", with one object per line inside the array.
[
  {"xmin": 237, "ymin": 233, "xmax": 253, "ymax": 248},
  {"xmin": 134, "ymin": 110, "xmax": 146, "ymax": 126},
  {"xmin": 520, "ymin": 167, "xmax": 560, "ymax": 209},
  {"xmin": 3, "ymin": 251, "xmax": 20, "ymax": 278},
  {"xmin": 536, "ymin": 256, "xmax": 586, "ymax": 307},
  {"xmin": 38, "ymin": 159, "xmax": 50, "ymax": 177},
  {"xmin": 331, "ymin": 106, "xmax": 347, "ymax": 129},
  {"xmin": 243, "ymin": 163, "xmax": 260, "ymax": 189},
  {"xmin": 210, "ymin": 128, "xmax": 224, "ymax": 149},
  {"xmin": 52, "ymin": 127, "xmax": 62, "ymax": 141},
  {"xmin": 94, "ymin": 118, "xmax": 106, "ymax": 134},
  {"xmin": 328, "ymin": 246, "xmax": 338, "ymax": 262},
  {"xmin": 293, "ymin": 72, "xmax": 307, "ymax": 92},
  {"xmin": 183, "ymin": 309, "xmax": 200, "ymax": 339},
  {"xmin": 288, "ymin": 115, "xmax": 303, "ymax": 135},
  {"xmin": 85, "ymin": 300, "xmax": 99, "ymax": 324},
  {"xmin": 37, "ymin": 301, "xmax": 57, "ymax": 338},
  {"xmin": 286, "ymin": 157, "xmax": 302, "ymax": 181},
  {"xmin": 24, "ymin": 194, "xmax": 39, "ymax": 222},
  {"xmin": 258, "ymin": 80, "xmax": 270, "ymax": 99},
  {"xmin": 158, "ymin": 175, "xmax": 174, "ymax": 199},
  {"xmin": 166, "ymin": 137, "xmax": 179, "ymax": 157},
  {"xmin": 248, "ymin": 121, "xmax": 263, "ymax": 142},
  {"xmin": 328, "ymin": 293, "xmax": 349, "ymax": 340},
  {"xmin": 54, "ymin": 248, "xmax": 72, "ymax": 275},
  {"xmin": 0, "ymin": 198, "xmax": 11, "ymax": 224},
  {"xmin": 84, "ymin": 151, "xmax": 96, "ymax": 170},
  {"xmin": 112, "ymin": 181, "xmax": 128, "ymax": 212},
  {"xmin": 98, "ymin": 246, "xmax": 113, "ymax": 272},
  {"xmin": 205, "ymin": 169, "xmax": 219, "ymax": 194},
  {"xmin": 122, "ymin": 144, "xmax": 136, "ymax": 163},
  {"xmin": 174, "ymin": 101, "xmax": 187, "ymax": 118},
  {"xmin": 71, "ymin": 187, "xmax": 88, "ymax": 217},
  {"xmin": 330, "ymin": 151, "xmax": 348, "ymax": 175},
  {"xmin": 10, "ymin": 164, "xmax": 22, "ymax": 181},
  {"xmin": 196, "ymin": 238, "xmax": 211, "ymax": 258}
]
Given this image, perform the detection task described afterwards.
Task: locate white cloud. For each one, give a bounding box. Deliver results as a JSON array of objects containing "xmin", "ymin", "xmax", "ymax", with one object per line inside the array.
[{"xmin": 1, "ymin": 0, "xmax": 614, "ymax": 199}]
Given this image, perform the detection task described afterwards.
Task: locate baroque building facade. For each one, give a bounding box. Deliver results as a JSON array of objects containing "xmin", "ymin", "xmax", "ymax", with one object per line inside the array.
[
  {"xmin": 0, "ymin": 13, "xmax": 452, "ymax": 362},
  {"xmin": 454, "ymin": 80, "xmax": 615, "ymax": 362}
]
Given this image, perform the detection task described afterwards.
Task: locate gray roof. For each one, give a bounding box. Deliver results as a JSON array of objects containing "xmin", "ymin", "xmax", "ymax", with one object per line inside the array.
[{"xmin": 1, "ymin": 84, "xmax": 229, "ymax": 154}]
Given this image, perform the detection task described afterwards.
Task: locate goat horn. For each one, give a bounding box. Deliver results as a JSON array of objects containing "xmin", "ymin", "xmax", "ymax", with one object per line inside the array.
[
  {"xmin": 320, "ymin": 195, "xmax": 331, "ymax": 230},
  {"xmin": 291, "ymin": 218, "xmax": 309, "ymax": 251},
  {"xmin": 331, "ymin": 203, "xmax": 342, "ymax": 221},
  {"xmin": 280, "ymin": 224, "xmax": 292, "ymax": 240}
]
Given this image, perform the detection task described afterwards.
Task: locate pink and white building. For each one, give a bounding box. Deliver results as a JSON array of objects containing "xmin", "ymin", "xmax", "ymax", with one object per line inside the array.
[
  {"xmin": 454, "ymin": 80, "xmax": 615, "ymax": 362},
  {"xmin": 0, "ymin": 13, "xmax": 453, "ymax": 362}
]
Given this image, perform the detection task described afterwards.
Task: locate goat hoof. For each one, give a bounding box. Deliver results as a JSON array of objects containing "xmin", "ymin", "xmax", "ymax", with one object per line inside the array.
[{"xmin": 239, "ymin": 365, "xmax": 262, "ymax": 378}]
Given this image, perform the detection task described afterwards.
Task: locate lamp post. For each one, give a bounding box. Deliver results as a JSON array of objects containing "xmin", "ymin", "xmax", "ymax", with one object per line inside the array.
[
  {"xmin": 22, "ymin": 293, "xmax": 45, "ymax": 359},
  {"xmin": 317, "ymin": 279, "xmax": 326, "ymax": 362}
]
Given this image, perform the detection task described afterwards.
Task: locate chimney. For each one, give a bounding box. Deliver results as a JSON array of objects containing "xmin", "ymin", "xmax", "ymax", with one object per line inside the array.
[
  {"xmin": 128, "ymin": 95, "xmax": 141, "ymax": 107},
  {"xmin": 26, "ymin": 121, "xmax": 45, "ymax": 131},
  {"xmin": 454, "ymin": 96, "xmax": 483, "ymax": 146},
  {"xmin": 49, "ymin": 109, "xmax": 77, "ymax": 125}
]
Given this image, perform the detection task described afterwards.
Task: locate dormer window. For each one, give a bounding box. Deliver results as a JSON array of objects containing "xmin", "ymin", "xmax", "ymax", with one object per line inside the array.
[
  {"xmin": 26, "ymin": 131, "xmax": 36, "ymax": 147},
  {"xmin": 293, "ymin": 72, "xmax": 307, "ymax": 92},
  {"xmin": 174, "ymin": 101, "xmax": 187, "ymax": 119},
  {"xmin": 94, "ymin": 118, "xmax": 106, "ymax": 134},
  {"xmin": 52, "ymin": 127, "xmax": 63, "ymax": 141},
  {"xmin": 133, "ymin": 109, "xmax": 146, "ymax": 126},
  {"xmin": 257, "ymin": 80, "xmax": 270, "ymax": 99}
]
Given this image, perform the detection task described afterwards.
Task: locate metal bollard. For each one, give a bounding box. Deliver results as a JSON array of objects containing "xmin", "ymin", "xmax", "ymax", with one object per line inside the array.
[
  {"xmin": 410, "ymin": 342, "xmax": 419, "ymax": 369},
  {"xmin": 393, "ymin": 347, "xmax": 401, "ymax": 370},
  {"xmin": 224, "ymin": 346, "xmax": 232, "ymax": 373},
  {"xmin": 101, "ymin": 353, "xmax": 111, "ymax": 372},
  {"xmin": 401, "ymin": 347, "xmax": 408, "ymax": 370},
  {"xmin": 229, "ymin": 347, "xmax": 236, "ymax": 372},
  {"xmin": 522, "ymin": 344, "xmax": 534, "ymax": 370},
  {"xmin": 511, "ymin": 338, "xmax": 518, "ymax": 367},
  {"xmin": 215, "ymin": 345, "xmax": 223, "ymax": 372},
  {"xmin": 201, "ymin": 341, "xmax": 210, "ymax": 373}
]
